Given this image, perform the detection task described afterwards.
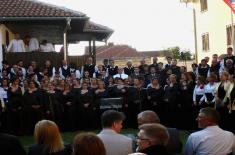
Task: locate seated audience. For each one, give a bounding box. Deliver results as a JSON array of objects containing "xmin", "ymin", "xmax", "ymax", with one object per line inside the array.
[
  {"xmin": 137, "ymin": 110, "xmax": 182, "ymax": 154},
  {"xmin": 98, "ymin": 110, "xmax": 132, "ymax": 155},
  {"xmin": 0, "ymin": 132, "xmax": 26, "ymax": 155},
  {"xmin": 137, "ymin": 123, "xmax": 170, "ymax": 155},
  {"xmin": 184, "ymin": 107, "xmax": 235, "ymax": 155},
  {"xmin": 28, "ymin": 120, "xmax": 71, "ymax": 155},
  {"xmin": 73, "ymin": 132, "xmax": 106, "ymax": 155}
]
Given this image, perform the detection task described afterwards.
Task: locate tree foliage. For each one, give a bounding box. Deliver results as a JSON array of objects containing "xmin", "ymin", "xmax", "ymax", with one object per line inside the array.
[{"xmin": 160, "ymin": 46, "xmax": 193, "ymax": 60}]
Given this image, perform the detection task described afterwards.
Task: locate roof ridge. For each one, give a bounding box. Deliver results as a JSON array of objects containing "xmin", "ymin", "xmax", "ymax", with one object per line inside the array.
[
  {"xmin": 29, "ymin": 0, "xmax": 86, "ymax": 17},
  {"xmin": 113, "ymin": 46, "xmax": 136, "ymax": 58},
  {"xmin": 96, "ymin": 46, "xmax": 114, "ymax": 56}
]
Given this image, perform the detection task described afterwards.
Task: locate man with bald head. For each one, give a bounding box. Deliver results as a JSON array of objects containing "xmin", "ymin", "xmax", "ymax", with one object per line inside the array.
[{"xmin": 137, "ymin": 110, "xmax": 182, "ymax": 154}]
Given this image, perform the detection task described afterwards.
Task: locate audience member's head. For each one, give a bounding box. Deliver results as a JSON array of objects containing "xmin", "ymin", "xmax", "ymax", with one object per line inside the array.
[
  {"xmin": 152, "ymin": 57, "xmax": 158, "ymax": 63},
  {"xmin": 127, "ymin": 60, "xmax": 133, "ymax": 67},
  {"xmin": 34, "ymin": 120, "xmax": 64, "ymax": 154},
  {"xmin": 73, "ymin": 133, "xmax": 106, "ymax": 155},
  {"xmin": 86, "ymin": 57, "xmax": 93, "ymax": 65},
  {"xmin": 212, "ymin": 54, "xmax": 218, "ymax": 61},
  {"xmin": 101, "ymin": 110, "xmax": 125, "ymax": 133},
  {"xmin": 220, "ymin": 71, "xmax": 230, "ymax": 81},
  {"xmin": 42, "ymin": 39, "xmax": 48, "ymax": 45},
  {"xmin": 225, "ymin": 59, "xmax": 233, "ymax": 68},
  {"xmin": 172, "ymin": 59, "xmax": 177, "ymax": 66},
  {"xmin": 207, "ymin": 73, "xmax": 217, "ymax": 83},
  {"xmin": 200, "ymin": 59, "xmax": 207, "ymax": 66},
  {"xmin": 166, "ymin": 56, "xmax": 172, "ymax": 64},
  {"xmin": 196, "ymin": 75, "xmax": 206, "ymax": 85},
  {"xmin": 227, "ymin": 47, "xmax": 233, "ymax": 56},
  {"xmin": 137, "ymin": 123, "xmax": 169, "ymax": 151},
  {"xmin": 140, "ymin": 58, "xmax": 146, "ymax": 65},
  {"xmin": 14, "ymin": 32, "xmax": 20, "ymax": 39},
  {"xmin": 109, "ymin": 59, "xmax": 114, "ymax": 66},
  {"xmin": 204, "ymin": 56, "xmax": 209, "ymax": 63},
  {"xmin": 197, "ymin": 107, "xmax": 220, "ymax": 129},
  {"xmin": 117, "ymin": 67, "xmax": 124, "ymax": 74},
  {"xmin": 169, "ymin": 74, "xmax": 177, "ymax": 83},
  {"xmin": 103, "ymin": 59, "xmax": 108, "ymax": 66},
  {"xmin": 137, "ymin": 110, "xmax": 160, "ymax": 127}
]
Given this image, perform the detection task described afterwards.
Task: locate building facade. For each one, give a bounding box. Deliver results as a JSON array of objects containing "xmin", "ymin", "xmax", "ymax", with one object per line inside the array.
[{"xmin": 183, "ymin": 0, "xmax": 235, "ymax": 63}]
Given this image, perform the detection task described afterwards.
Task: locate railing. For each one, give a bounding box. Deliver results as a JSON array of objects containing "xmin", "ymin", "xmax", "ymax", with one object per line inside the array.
[{"xmin": 5, "ymin": 52, "xmax": 90, "ymax": 68}]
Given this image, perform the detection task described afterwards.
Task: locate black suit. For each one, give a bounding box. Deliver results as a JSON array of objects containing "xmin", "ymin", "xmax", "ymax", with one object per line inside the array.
[
  {"xmin": 166, "ymin": 128, "xmax": 182, "ymax": 154},
  {"xmin": 0, "ymin": 133, "xmax": 26, "ymax": 155}
]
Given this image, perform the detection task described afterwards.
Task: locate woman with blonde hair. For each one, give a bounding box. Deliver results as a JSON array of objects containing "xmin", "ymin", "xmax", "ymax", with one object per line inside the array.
[
  {"xmin": 72, "ymin": 132, "xmax": 106, "ymax": 155},
  {"xmin": 215, "ymin": 71, "xmax": 232, "ymax": 130},
  {"xmin": 28, "ymin": 120, "xmax": 71, "ymax": 155}
]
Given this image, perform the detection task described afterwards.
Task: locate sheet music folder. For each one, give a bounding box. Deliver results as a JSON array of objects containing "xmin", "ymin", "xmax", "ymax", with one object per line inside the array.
[{"xmin": 100, "ymin": 97, "xmax": 123, "ymax": 110}]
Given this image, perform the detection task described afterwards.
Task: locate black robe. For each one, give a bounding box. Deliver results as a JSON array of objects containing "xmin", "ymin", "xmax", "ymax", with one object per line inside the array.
[
  {"xmin": 23, "ymin": 89, "xmax": 43, "ymax": 134},
  {"xmin": 7, "ymin": 86, "xmax": 23, "ymax": 135}
]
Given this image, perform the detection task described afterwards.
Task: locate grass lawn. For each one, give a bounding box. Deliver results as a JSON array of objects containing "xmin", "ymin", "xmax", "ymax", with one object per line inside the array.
[{"xmin": 20, "ymin": 129, "xmax": 190, "ymax": 151}]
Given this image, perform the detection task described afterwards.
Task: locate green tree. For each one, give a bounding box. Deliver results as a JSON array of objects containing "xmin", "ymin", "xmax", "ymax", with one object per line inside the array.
[
  {"xmin": 180, "ymin": 50, "xmax": 193, "ymax": 60},
  {"xmin": 167, "ymin": 46, "xmax": 180, "ymax": 59}
]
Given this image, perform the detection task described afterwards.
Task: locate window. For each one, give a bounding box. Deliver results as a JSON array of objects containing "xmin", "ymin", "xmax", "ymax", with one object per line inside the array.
[
  {"xmin": 226, "ymin": 25, "xmax": 235, "ymax": 45},
  {"xmin": 200, "ymin": 0, "xmax": 208, "ymax": 12},
  {"xmin": 202, "ymin": 33, "xmax": 209, "ymax": 51}
]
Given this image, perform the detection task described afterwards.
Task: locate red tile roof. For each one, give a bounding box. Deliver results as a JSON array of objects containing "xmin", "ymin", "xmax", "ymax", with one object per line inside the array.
[
  {"xmin": 86, "ymin": 43, "xmax": 146, "ymax": 59},
  {"xmin": 0, "ymin": 0, "xmax": 86, "ymax": 18},
  {"xmin": 138, "ymin": 51, "xmax": 161, "ymax": 57}
]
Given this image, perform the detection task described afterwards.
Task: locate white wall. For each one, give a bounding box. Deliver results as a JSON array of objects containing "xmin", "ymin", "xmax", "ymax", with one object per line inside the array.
[{"xmin": 194, "ymin": 0, "xmax": 235, "ymax": 62}]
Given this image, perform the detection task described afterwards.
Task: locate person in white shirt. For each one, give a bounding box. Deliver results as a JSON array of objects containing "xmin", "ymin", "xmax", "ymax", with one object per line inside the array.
[
  {"xmin": 113, "ymin": 67, "xmax": 128, "ymax": 80},
  {"xmin": 40, "ymin": 40, "xmax": 54, "ymax": 52},
  {"xmin": 184, "ymin": 107, "xmax": 235, "ymax": 155},
  {"xmin": 7, "ymin": 33, "xmax": 26, "ymax": 52},
  {"xmin": 193, "ymin": 76, "xmax": 206, "ymax": 106},
  {"xmin": 98, "ymin": 110, "xmax": 133, "ymax": 155},
  {"xmin": 17, "ymin": 60, "xmax": 26, "ymax": 78},
  {"xmin": 29, "ymin": 38, "xmax": 39, "ymax": 52},
  {"xmin": 24, "ymin": 35, "xmax": 39, "ymax": 52},
  {"xmin": 204, "ymin": 73, "xmax": 217, "ymax": 106}
]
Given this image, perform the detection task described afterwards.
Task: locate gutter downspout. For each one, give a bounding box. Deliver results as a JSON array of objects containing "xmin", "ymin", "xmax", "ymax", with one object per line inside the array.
[
  {"xmin": 193, "ymin": 8, "xmax": 198, "ymax": 63},
  {"xmin": 63, "ymin": 18, "xmax": 71, "ymax": 61}
]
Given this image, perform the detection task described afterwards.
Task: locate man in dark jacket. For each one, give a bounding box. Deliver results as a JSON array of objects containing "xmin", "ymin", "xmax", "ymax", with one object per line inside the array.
[
  {"xmin": 137, "ymin": 110, "xmax": 182, "ymax": 154},
  {"xmin": 137, "ymin": 123, "xmax": 170, "ymax": 155}
]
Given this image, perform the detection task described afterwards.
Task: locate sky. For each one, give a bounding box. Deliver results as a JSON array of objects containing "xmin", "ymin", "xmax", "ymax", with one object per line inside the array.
[{"xmin": 41, "ymin": 0, "xmax": 194, "ymax": 55}]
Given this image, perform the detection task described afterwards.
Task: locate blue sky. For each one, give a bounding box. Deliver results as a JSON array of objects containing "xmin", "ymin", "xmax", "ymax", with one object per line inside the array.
[{"xmin": 41, "ymin": 0, "xmax": 194, "ymax": 55}]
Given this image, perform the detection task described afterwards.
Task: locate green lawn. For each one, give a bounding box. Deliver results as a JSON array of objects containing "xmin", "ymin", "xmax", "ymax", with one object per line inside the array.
[{"xmin": 20, "ymin": 129, "xmax": 190, "ymax": 151}]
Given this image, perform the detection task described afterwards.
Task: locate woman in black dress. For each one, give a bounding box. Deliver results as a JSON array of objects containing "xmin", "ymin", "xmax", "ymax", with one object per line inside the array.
[
  {"xmin": 77, "ymin": 82, "xmax": 94, "ymax": 130},
  {"xmin": 163, "ymin": 74, "xmax": 180, "ymax": 128},
  {"xmin": 44, "ymin": 82, "xmax": 64, "ymax": 130},
  {"xmin": 24, "ymin": 80, "xmax": 43, "ymax": 134},
  {"xmin": 227, "ymin": 75, "xmax": 235, "ymax": 133},
  {"xmin": 0, "ymin": 79, "xmax": 9, "ymax": 132},
  {"xmin": 94, "ymin": 81, "xmax": 109, "ymax": 128},
  {"xmin": 7, "ymin": 78, "xmax": 24, "ymax": 135},
  {"xmin": 215, "ymin": 71, "xmax": 231, "ymax": 130},
  {"xmin": 147, "ymin": 78, "xmax": 164, "ymax": 117},
  {"xmin": 60, "ymin": 83, "xmax": 76, "ymax": 131},
  {"xmin": 178, "ymin": 72, "xmax": 194, "ymax": 129}
]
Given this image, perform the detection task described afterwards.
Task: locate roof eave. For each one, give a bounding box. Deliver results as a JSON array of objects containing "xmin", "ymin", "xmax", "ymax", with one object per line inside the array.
[{"xmin": 0, "ymin": 16, "xmax": 89, "ymax": 21}]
